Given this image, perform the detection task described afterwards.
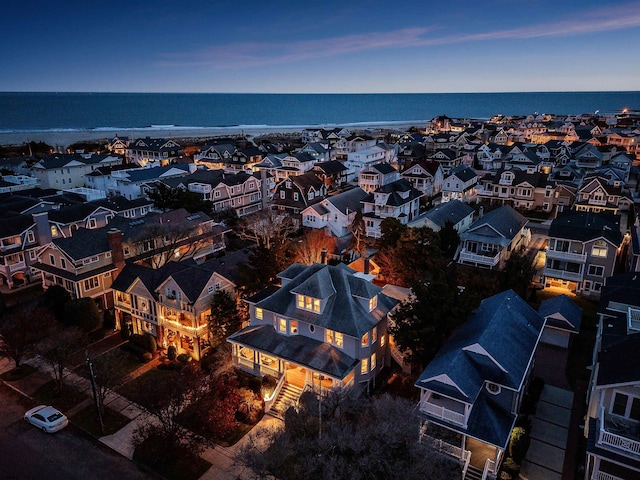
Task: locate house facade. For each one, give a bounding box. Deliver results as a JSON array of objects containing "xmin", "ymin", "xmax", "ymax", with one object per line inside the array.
[
  {"xmin": 441, "ymin": 166, "xmax": 478, "ymax": 204},
  {"xmin": 228, "ymin": 263, "xmax": 398, "ymax": 410},
  {"xmin": 400, "ymin": 160, "xmax": 444, "ymax": 198},
  {"xmin": 415, "ymin": 290, "xmax": 545, "ymax": 480},
  {"xmin": 271, "ymin": 172, "xmax": 327, "ymax": 217},
  {"xmin": 456, "ymin": 206, "xmax": 530, "ymax": 270},
  {"xmin": 302, "ymin": 187, "xmax": 369, "ymax": 237},
  {"xmin": 358, "ymin": 163, "xmax": 400, "ymax": 194},
  {"xmin": 361, "ymin": 179, "xmax": 423, "ymax": 238},
  {"xmin": 543, "ymin": 210, "xmax": 622, "ymax": 299},
  {"xmin": 477, "ymin": 168, "xmax": 555, "ymax": 213},
  {"xmin": 126, "ymin": 137, "xmax": 184, "ymax": 167},
  {"xmin": 31, "ymin": 153, "xmax": 123, "ymax": 189}
]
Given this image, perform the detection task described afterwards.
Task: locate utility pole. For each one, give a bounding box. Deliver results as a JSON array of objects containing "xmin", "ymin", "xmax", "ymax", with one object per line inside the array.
[{"xmin": 85, "ymin": 350, "xmax": 105, "ymax": 435}]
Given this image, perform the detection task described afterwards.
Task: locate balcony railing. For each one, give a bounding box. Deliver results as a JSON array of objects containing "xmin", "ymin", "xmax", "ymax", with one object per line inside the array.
[
  {"xmin": 598, "ymin": 406, "xmax": 640, "ymax": 456},
  {"xmin": 545, "ymin": 249, "xmax": 587, "ymax": 263},
  {"xmin": 544, "ymin": 267, "xmax": 583, "ymax": 283},
  {"xmin": 419, "ymin": 400, "xmax": 466, "ymax": 427},
  {"xmin": 593, "ymin": 472, "xmax": 626, "ymax": 480},
  {"xmin": 459, "ymin": 250, "xmax": 501, "ymax": 268}
]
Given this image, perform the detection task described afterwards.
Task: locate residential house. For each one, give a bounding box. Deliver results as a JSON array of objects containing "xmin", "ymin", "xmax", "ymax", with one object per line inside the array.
[
  {"xmin": 543, "ymin": 210, "xmax": 622, "ymax": 298},
  {"xmin": 112, "ymin": 249, "xmax": 248, "ymax": 361},
  {"xmin": 271, "ymin": 172, "xmax": 327, "ymax": 220},
  {"xmin": 298, "ymin": 142, "xmax": 331, "ymax": 163},
  {"xmin": 126, "ymin": 137, "xmax": 184, "ymax": 167},
  {"xmin": 302, "ymin": 187, "xmax": 369, "ymax": 238},
  {"xmin": 441, "ymin": 166, "xmax": 478, "ymax": 204},
  {"xmin": 401, "ymin": 160, "xmax": 444, "ymax": 198},
  {"xmin": 477, "ymin": 168, "xmax": 555, "ymax": 213},
  {"xmin": 0, "ymin": 213, "xmax": 45, "ymax": 289},
  {"xmin": 456, "ymin": 206, "xmax": 530, "ymax": 270},
  {"xmin": 31, "ymin": 153, "xmax": 122, "ymax": 189},
  {"xmin": 254, "ymin": 152, "xmax": 317, "ymax": 182},
  {"xmin": 107, "ymin": 136, "xmax": 130, "ymax": 156},
  {"xmin": 333, "ymin": 134, "xmax": 378, "ymax": 160},
  {"xmin": 361, "ymin": 179, "xmax": 423, "ymax": 238},
  {"xmin": 194, "ymin": 143, "xmax": 264, "ymax": 173},
  {"xmin": 311, "ymin": 160, "xmax": 348, "ymax": 191},
  {"xmin": 574, "ymin": 175, "xmax": 632, "ymax": 214},
  {"xmin": 415, "ymin": 290, "xmax": 545, "ymax": 480},
  {"xmin": 428, "ymin": 148, "xmax": 464, "ymax": 175},
  {"xmin": 410, "ymin": 199, "xmax": 474, "ymax": 233},
  {"xmin": 228, "ymin": 262, "xmax": 398, "ymax": 412},
  {"xmin": 538, "ymin": 294, "xmax": 583, "ymax": 349},
  {"xmin": 358, "ymin": 163, "xmax": 400, "ymax": 194},
  {"xmin": 584, "ymin": 274, "xmax": 640, "ymax": 480},
  {"xmin": 343, "ymin": 143, "xmax": 397, "ymax": 182},
  {"xmin": 101, "ymin": 164, "xmax": 194, "ymax": 200}
]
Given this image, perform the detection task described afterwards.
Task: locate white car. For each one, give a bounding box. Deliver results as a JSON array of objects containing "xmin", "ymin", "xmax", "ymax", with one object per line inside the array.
[{"xmin": 24, "ymin": 405, "xmax": 69, "ymax": 433}]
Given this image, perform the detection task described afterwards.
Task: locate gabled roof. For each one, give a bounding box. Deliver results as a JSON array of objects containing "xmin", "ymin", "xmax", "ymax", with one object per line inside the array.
[
  {"xmin": 548, "ymin": 210, "xmax": 621, "ymax": 245},
  {"xmin": 415, "ymin": 290, "xmax": 544, "ymax": 446},
  {"xmin": 255, "ymin": 263, "xmax": 397, "ymax": 338},
  {"xmin": 462, "ymin": 206, "xmax": 528, "ymax": 245},
  {"xmin": 538, "ymin": 294, "xmax": 583, "ymax": 334},
  {"xmin": 449, "ymin": 165, "xmax": 477, "ymax": 182},
  {"xmin": 52, "ymin": 227, "xmax": 111, "ymax": 260},
  {"xmin": 313, "ymin": 160, "xmax": 347, "ymax": 175},
  {"xmin": 596, "ymin": 334, "xmax": 640, "ymax": 386},
  {"xmin": 0, "ymin": 214, "xmax": 34, "ymax": 239},
  {"xmin": 423, "ymin": 200, "xmax": 474, "ymax": 228},
  {"xmin": 366, "ymin": 179, "xmax": 423, "ymax": 207},
  {"xmin": 325, "ymin": 187, "xmax": 369, "ymax": 215},
  {"xmin": 367, "ymin": 163, "xmax": 397, "ymax": 175}
]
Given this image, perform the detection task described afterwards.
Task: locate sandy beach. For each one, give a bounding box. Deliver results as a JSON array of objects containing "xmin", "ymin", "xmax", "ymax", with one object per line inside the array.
[{"xmin": 0, "ymin": 122, "xmax": 423, "ymax": 149}]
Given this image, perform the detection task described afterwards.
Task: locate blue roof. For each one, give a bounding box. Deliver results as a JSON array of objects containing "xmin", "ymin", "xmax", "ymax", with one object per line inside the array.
[{"xmin": 538, "ymin": 294, "xmax": 582, "ymax": 333}]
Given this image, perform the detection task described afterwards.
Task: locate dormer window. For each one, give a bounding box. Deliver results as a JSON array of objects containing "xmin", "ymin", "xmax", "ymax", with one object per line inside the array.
[
  {"xmin": 256, "ymin": 307, "xmax": 263, "ymax": 320},
  {"xmin": 369, "ymin": 295, "xmax": 377, "ymax": 311},
  {"xmin": 297, "ymin": 294, "xmax": 320, "ymax": 313}
]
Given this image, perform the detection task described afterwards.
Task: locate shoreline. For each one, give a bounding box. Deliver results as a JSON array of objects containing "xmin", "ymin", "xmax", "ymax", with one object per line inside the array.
[{"xmin": 0, "ymin": 121, "xmax": 426, "ymax": 149}]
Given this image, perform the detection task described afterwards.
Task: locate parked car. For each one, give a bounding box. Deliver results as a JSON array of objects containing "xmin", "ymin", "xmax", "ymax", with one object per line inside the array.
[{"xmin": 24, "ymin": 405, "xmax": 69, "ymax": 433}]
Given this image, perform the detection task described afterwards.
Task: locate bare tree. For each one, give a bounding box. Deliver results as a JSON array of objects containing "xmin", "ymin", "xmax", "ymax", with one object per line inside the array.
[
  {"xmin": 39, "ymin": 326, "xmax": 87, "ymax": 394},
  {"xmin": 294, "ymin": 229, "xmax": 337, "ymax": 265},
  {"xmin": 91, "ymin": 350, "xmax": 132, "ymax": 415},
  {"xmin": 237, "ymin": 209, "xmax": 297, "ymax": 250},
  {"xmin": 0, "ymin": 305, "xmax": 55, "ymax": 369},
  {"xmin": 128, "ymin": 221, "xmax": 213, "ymax": 268}
]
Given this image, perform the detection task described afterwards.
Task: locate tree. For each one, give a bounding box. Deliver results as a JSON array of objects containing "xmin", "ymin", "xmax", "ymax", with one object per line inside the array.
[
  {"xmin": 501, "ymin": 253, "xmax": 535, "ymax": 299},
  {"xmin": 294, "ymin": 229, "xmax": 336, "ymax": 265},
  {"xmin": 0, "ymin": 305, "xmax": 55, "ymax": 369},
  {"xmin": 90, "ymin": 350, "xmax": 131, "ymax": 416},
  {"xmin": 238, "ymin": 242, "xmax": 291, "ymax": 294},
  {"xmin": 349, "ymin": 208, "xmax": 366, "ymax": 257},
  {"xmin": 389, "ymin": 272, "xmax": 479, "ymax": 371},
  {"xmin": 237, "ymin": 209, "xmax": 297, "ymax": 251},
  {"xmin": 63, "ymin": 298, "xmax": 101, "ymax": 332},
  {"xmin": 236, "ymin": 393, "xmax": 460, "ymax": 480},
  {"xmin": 208, "ymin": 290, "xmax": 243, "ymax": 347},
  {"xmin": 439, "ymin": 220, "xmax": 460, "ymax": 258},
  {"xmin": 132, "ymin": 362, "xmax": 210, "ymax": 463},
  {"xmin": 42, "ymin": 285, "xmax": 71, "ymax": 323},
  {"xmin": 378, "ymin": 217, "xmax": 407, "ymax": 250},
  {"xmin": 39, "ymin": 326, "xmax": 87, "ymax": 394}
]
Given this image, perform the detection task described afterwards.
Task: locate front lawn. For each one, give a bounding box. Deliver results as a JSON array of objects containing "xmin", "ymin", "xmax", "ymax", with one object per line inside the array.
[
  {"xmin": 133, "ymin": 436, "xmax": 212, "ymax": 480},
  {"xmin": 73, "ymin": 345, "xmax": 142, "ymax": 381},
  {"xmin": 0, "ymin": 364, "xmax": 38, "ymax": 381},
  {"xmin": 32, "ymin": 380, "xmax": 89, "ymax": 413},
  {"xmin": 71, "ymin": 403, "xmax": 131, "ymax": 437},
  {"xmin": 115, "ymin": 367, "xmax": 179, "ymax": 409}
]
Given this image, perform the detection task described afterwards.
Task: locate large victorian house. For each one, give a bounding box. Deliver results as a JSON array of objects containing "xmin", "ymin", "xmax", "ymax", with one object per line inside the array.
[
  {"xmin": 401, "ymin": 160, "xmax": 444, "ymax": 198},
  {"xmin": 126, "ymin": 137, "xmax": 184, "ymax": 167},
  {"xmin": 477, "ymin": 168, "xmax": 555, "ymax": 213},
  {"xmin": 228, "ymin": 263, "xmax": 398, "ymax": 414},
  {"xmin": 361, "ymin": 179, "xmax": 423, "ymax": 238}
]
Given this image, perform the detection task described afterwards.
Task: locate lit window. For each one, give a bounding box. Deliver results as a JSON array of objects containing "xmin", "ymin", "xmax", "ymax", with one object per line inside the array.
[
  {"xmin": 326, "ymin": 329, "xmax": 334, "ymax": 344},
  {"xmin": 372, "ymin": 326, "xmax": 377, "ymax": 344},
  {"xmin": 361, "ymin": 358, "xmax": 368, "ymax": 375},
  {"xmin": 51, "ymin": 225, "xmax": 58, "ymax": 237},
  {"xmin": 380, "ymin": 334, "xmax": 386, "ymax": 347},
  {"xmin": 592, "ymin": 240, "xmax": 608, "ymax": 258},
  {"xmin": 335, "ymin": 332, "xmax": 343, "ymax": 347},
  {"xmin": 370, "ymin": 353, "xmax": 376, "ymax": 371},
  {"xmin": 256, "ymin": 307, "xmax": 263, "ymax": 320},
  {"xmin": 290, "ymin": 321, "xmax": 298, "ymax": 335},
  {"xmin": 297, "ymin": 295, "xmax": 304, "ymax": 308},
  {"xmin": 313, "ymin": 298, "xmax": 320, "ymax": 312},
  {"xmin": 298, "ymin": 294, "xmax": 320, "ymax": 313},
  {"xmin": 279, "ymin": 318, "xmax": 287, "ymax": 333},
  {"xmin": 369, "ymin": 295, "xmax": 377, "ymax": 311},
  {"xmin": 361, "ymin": 332, "xmax": 369, "ymax": 346}
]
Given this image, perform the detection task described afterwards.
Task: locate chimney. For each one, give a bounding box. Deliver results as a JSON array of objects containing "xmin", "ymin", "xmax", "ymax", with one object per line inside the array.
[
  {"xmin": 107, "ymin": 228, "xmax": 125, "ymax": 273},
  {"xmin": 363, "ymin": 256, "xmax": 370, "ymax": 275},
  {"xmin": 32, "ymin": 211, "xmax": 52, "ymax": 245},
  {"xmin": 321, "ymin": 247, "xmax": 327, "ymax": 265}
]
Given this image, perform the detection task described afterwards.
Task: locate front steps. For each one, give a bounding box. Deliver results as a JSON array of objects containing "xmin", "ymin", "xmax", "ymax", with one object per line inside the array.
[{"xmin": 269, "ymin": 383, "xmax": 303, "ymax": 418}]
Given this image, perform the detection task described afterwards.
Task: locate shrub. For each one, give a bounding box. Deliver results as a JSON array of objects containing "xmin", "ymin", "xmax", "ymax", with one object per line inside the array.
[
  {"xmin": 261, "ymin": 374, "xmax": 279, "ymax": 400},
  {"xmin": 143, "ymin": 333, "xmax": 157, "ymax": 353},
  {"xmin": 236, "ymin": 387, "xmax": 265, "ymax": 424},
  {"xmin": 122, "ymin": 341, "xmax": 147, "ymax": 359},
  {"xmin": 177, "ymin": 353, "xmax": 191, "ymax": 364},
  {"xmin": 167, "ymin": 345, "xmax": 177, "ymax": 361},
  {"xmin": 141, "ymin": 352, "xmax": 153, "ymax": 363},
  {"xmin": 509, "ymin": 426, "xmax": 531, "ymax": 464},
  {"xmin": 130, "ymin": 334, "xmax": 146, "ymax": 350},
  {"xmin": 501, "ymin": 457, "xmax": 520, "ymax": 476},
  {"xmin": 498, "ymin": 472, "xmax": 514, "ymax": 480}
]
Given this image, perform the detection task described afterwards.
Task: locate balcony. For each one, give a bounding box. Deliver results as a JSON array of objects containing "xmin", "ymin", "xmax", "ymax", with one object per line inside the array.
[
  {"xmin": 593, "ymin": 472, "xmax": 626, "ymax": 480},
  {"xmin": 419, "ymin": 398, "xmax": 467, "ymax": 427},
  {"xmin": 545, "ymin": 249, "xmax": 587, "ymax": 263},
  {"xmin": 458, "ymin": 249, "xmax": 501, "ymax": 268},
  {"xmin": 598, "ymin": 406, "xmax": 640, "ymax": 457},
  {"xmin": 544, "ymin": 267, "xmax": 583, "ymax": 283}
]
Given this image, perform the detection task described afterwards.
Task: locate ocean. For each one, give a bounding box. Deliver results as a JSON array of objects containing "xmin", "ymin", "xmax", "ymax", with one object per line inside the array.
[{"xmin": 0, "ymin": 91, "xmax": 639, "ymax": 141}]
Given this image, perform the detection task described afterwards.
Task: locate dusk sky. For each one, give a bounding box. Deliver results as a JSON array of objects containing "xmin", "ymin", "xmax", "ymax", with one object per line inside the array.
[{"xmin": 2, "ymin": 0, "xmax": 640, "ymax": 93}]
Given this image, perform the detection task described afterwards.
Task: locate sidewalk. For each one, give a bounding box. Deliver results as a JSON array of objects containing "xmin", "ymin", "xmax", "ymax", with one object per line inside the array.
[{"xmin": 0, "ymin": 344, "xmax": 278, "ymax": 480}]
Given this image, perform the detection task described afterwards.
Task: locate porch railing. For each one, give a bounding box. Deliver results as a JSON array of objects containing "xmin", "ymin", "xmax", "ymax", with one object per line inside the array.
[
  {"xmin": 594, "ymin": 472, "xmax": 626, "ymax": 480},
  {"xmin": 419, "ymin": 400, "xmax": 466, "ymax": 427},
  {"xmin": 598, "ymin": 406, "xmax": 640, "ymax": 456},
  {"xmin": 265, "ymin": 374, "xmax": 286, "ymax": 412}
]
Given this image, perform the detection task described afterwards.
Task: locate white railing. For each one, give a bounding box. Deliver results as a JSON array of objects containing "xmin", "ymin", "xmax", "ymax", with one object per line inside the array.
[
  {"xmin": 628, "ymin": 307, "xmax": 640, "ymax": 332},
  {"xmin": 598, "ymin": 406, "xmax": 640, "ymax": 456},
  {"xmin": 264, "ymin": 374, "xmax": 286, "ymax": 412},
  {"xmin": 462, "ymin": 450, "xmax": 471, "ymax": 480},
  {"xmin": 545, "ymin": 249, "xmax": 587, "ymax": 263},
  {"xmin": 593, "ymin": 472, "xmax": 626, "ymax": 480},
  {"xmin": 420, "ymin": 401, "xmax": 466, "ymax": 427},
  {"xmin": 482, "ymin": 458, "xmax": 495, "ymax": 480},
  {"xmin": 543, "ymin": 267, "xmax": 583, "ymax": 283},
  {"xmin": 390, "ymin": 345, "xmax": 406, "ymax": 367},
  {"xmin": 237, "ymin": 355, "xmax": 254, "ymax": 370},
  {"xmin": 459, "ymin": 250, "xmax": 501, "ymax": 267}
]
